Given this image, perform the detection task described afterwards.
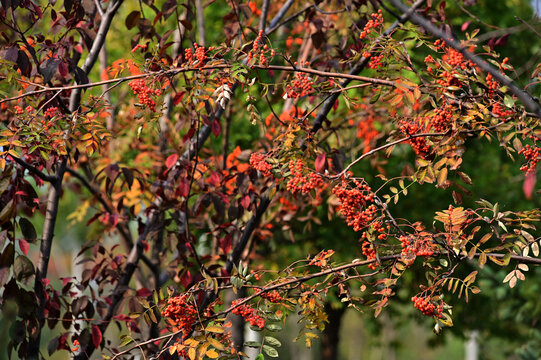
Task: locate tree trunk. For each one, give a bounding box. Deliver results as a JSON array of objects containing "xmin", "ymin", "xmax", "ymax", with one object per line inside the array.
[{"xmin": 320, "ymin": 303, "xmax": 346, "ymax": 360}]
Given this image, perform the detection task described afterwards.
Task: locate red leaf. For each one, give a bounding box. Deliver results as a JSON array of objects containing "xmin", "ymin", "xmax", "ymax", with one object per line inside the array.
[
  {"xmin": 58, "ymin": 61, "xmax": 69, "ymax": 77},
  {"xmin": 180, "ymin": 270, "xmax": 192, "ymax": 288},
  {"xmin": 173, "ymin": 91, "xmax": 185, "ymax": 105},
  {"xmin": 523, "ymin": 172, "xmax": 536, "ymax": 200},
  {"xmin": 18, "ymin": 239, "xmax": 29, "ymax": 255},
  {"xmin": 61, "ymin": 277, "xmax": 73, "ymax": 287},
  {"xmin": 211, "ymin": 120, "xmax": 221, "ymax": 137},
  {"xmin": 333, "ymin": 99, "xmax": 339, "ymax": 111},
  {"xmin": 315, "ymin": 153, "xmax": 327, "ymax": 173},
  {"xmin": 165, "ymin": 154, "xmax": 178, "ymax": 169},
  {"xmin": 207, "ymin": 172, "xmax": 221, "ymax": 186},
  {"xmin": 240, "ymin": 195, "xmax": 251, "ymax": 209},
  {"xmin": 91, "ymin": 325, "xmax": 102, "ymax": 348},
  {"xmin": 136, "ymin": 288, "xmax": 153, "ymax": 297},
  {"xmin": 218, "ymin": 234, "xmax": 232, "ymax": 254},
  {"xmin": 178, "ymin": 178, "xmax": 190, "ymax": 197}
]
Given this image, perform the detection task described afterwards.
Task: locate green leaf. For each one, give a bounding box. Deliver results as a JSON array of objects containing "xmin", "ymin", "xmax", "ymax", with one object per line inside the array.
[
  {"xmin": 263, "ymin": 345, "xmax": 279, "ymax": 358},
  {"xmin": 264, "ymin": 336, "xmax": 281, "ymax": 347},
  {"xmin": 265, "ymin": 323, "xmax": 282, "ymax": 332},
  {"xmin": 503, "ymin": 95, "xmax": 514, "ymax": 108},
  {"xmin": 244, "ymin": 341, "xmax": 261, "ymax": 348},
  {"xmin": 255, "ymin": 354, "xmax": 265, "ymax": 360}
]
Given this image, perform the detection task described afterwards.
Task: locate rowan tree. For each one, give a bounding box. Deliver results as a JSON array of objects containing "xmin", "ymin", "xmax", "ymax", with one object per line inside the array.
[{"xmin": 0, "ymin": 0, "xmax": 540, "ymax": 359}]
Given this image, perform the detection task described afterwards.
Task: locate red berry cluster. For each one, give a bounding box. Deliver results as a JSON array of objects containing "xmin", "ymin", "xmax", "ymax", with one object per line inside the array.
[
  {"xmin": 332, "ymin": 179, "xmax": 377, "ymax": 232},
  {"xmin": 443, "ymin": 47, "xmax": 473, "ymax": 71},
  {"xmin": 129, "ymin": 79, "xmax": 162, "ymax": 112},
  {"xmin": 429, "ymin": 104, "xmax": 454, "ymax": 133},
  {"xmin": 249, "ymin": 152, "xmax": 273, "ymax": 176},
  {"xmin": 231, "ymin": 300, "xmax": 265, "ymax": 328},
  {"xmin": 400, "ymin": 235, "xmax": 437, "ymax": 260},
  {"xmin": 428, "ymin": 42, "xmax": 475, "ymax": 88},
  {"xmin": 362, "ymin": 221, "xmax": 388, "ymax": 241},
  {"xmin": 411, "ymin": 295, "xmax": 443, "ymax": 317},
  {"xmin": 14, "ymin": 105, "xmax": 24, "ymax": 114},
  {"xmin": 285, "ymin": 71, "xmax": 314, "ymax": 98},
  {"xmin": 519, "ymin": 144, "xmax": 540, "ymax": 174},
  {"xmin": 424, "ymin": 55, "xmax": 435, "ymax": 64},
  {"xmin": 259, "ymin": 290, "xmax": 282, "ymax": 303},
  {"xmin": 399, "ymin": 121, "xmax": 431, "ymax": 159},
  {"xmin": 162, "ymin": 294, "xmax": 197, "ymax": 338},
  {"xmin": 359, "ymin": 10, "xmax": 383, "ymax": 40},
  {"xmin": 248, "ymin": 30, "xmax": 275, "ymax": 66},
  {"xmin": 492, "ymin": 102, "xmax": 513, "ymax": 118},
  {"xmin": 367, "ymin": 54, "xmax": 384, "ymax": 69},
  {"xmin": 286, "ymin": 159, "xmax": 324, "ymax": 195},
  {"xmin": 309, "ymin": 249, "xmax": 335, "ymax": 267},
  {"xmin": 44, "ymin": 106, "xmax": 59, "ymax": 118},
  {"xmin": 362, "ymin": 241, "xmax": 378, "ymax": 270},
  {"xmin": 184, "ymin": 43, "xmax": 214, "ymax": 68},
  {"xmin": 355, "ymin": 108, "xmax": 380, "ymax": 153},
  {"xmin": 486, "ymin": 73, "xmax": 499, "ymax": 97},
  {"xmin": 247, "ymin": 1, "xmax": 261, "ymax": 15}
]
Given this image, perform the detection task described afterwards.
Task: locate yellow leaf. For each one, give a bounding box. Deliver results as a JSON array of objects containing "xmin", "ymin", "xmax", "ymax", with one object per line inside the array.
[
  {"xmin": 208, "ymin": 338, "xmax": 224, "ymax": 350},
  {"xmin": 188, "ymin": 347, "xmax": 196, "ymax": 360},
  {"xmin": 205, "ymin": 325, "xmax": 224, "ymax": 333},
  {"xmin": 206, "ymin": 350, "xmax": 219, "ymax": 359}
]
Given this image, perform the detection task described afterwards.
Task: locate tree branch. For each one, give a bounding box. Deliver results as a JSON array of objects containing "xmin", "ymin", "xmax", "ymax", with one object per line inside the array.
[
  {"xmin": 9, "ymin": 155, "xmax": 55, "ymax": 182},
  {"xmin": 69, "ymin": 0, "xmax": 125, "ymax": 112},
  {"xmin": 310, "ymin": 0, "xmax": 427, "ymax": 134},
  {"xmin": 28, "ymin": 160, "xmax": 67, "ymax": 360},
  {"xmin": 390, "ymin": 0, "xmax": 541, "ymax": 118}
]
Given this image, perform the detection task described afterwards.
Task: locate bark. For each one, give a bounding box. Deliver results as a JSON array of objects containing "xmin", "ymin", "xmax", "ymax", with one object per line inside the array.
[{"xmin": 320, "ymin": 303, "xmax": 346, "ymax": 360}]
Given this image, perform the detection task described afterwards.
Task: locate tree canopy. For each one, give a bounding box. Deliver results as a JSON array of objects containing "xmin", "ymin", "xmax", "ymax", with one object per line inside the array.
[{"xmin": 0, "ymin": 0, "xmax": 540, "ymax": 359}]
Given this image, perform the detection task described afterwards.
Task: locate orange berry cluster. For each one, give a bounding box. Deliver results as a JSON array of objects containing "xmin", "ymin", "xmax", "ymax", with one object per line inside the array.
[
  {"xmin": 359, "ymin": 10, "xmax": 383, "ymax": 40},
  {"xmin": 367, "ymin": 54, "xmax": 384, "ymax": 69},
  {"xmin": 129, "ymin": 79, "xmax": 162, "ymax": 112},
  {"xmin": 44, "ymin": 106, "xmax": 59, "ymax": 118},
  {"xmin": 429, "ymin": 104, "xmax": 454, "ymax": 133},
  {"xmin": 162, "ymin": 294, "xmax": 197, "ymax": 338},
  {"xmin": 424, "ymin": 55, "xmax": 435, "ymax": 64},
  {"xmin": 519, "ymin": 144, "xmax": 540, "ymax": 174},
  {"xmin": 399, "ymin": 121, "xmax": 430, "ymax": 159},
  {"xmin": 486, "ymin": 73, "xmax": 499, "ymax": 97},
  {"xmin": 362, "ymin": 221, "xmax": 388, "ymax": 241},
  {"xmin": 356, "ymin": 113, "xmax": 379, "ymax": 154},
  {"xmin": 247, "ymin": 0, "xmax": 261, "ymax": 15},
  {"xmin": 400, "ymin": 235, "xmax": 437, "ymax": 259},
  {"xmin": 309, "ymin": 249, "xmax": 334, "ymax": 267},
  {"xmin": 332, "ymin": 179, "xmax": 377, "ymax": 232},
  {"xmin": 247, "ymin": 30, "xmax": 275, "ymax": 66},
  {"xmin": 184, "ymin": 43, "xmax": 214, "ymax": 68},
  {"xmin": 362, "ymin": 241, "xmax": 378, "ymax": 270},
  {"xmin": 249, "ymin": 152, "xmax": 273, "ymax": 176},
  {"xmin": 231, "ymin": 300, "xmax": 265, "ymax": 328},
  {"xmin": 286, "ymin": 159, "xmax": 324, "ymax": 195},
  {"xmin": 411, "ymin": 295, "xmax": 443, "ymax": 317},
  {"xmin": 285, "ymin": 72, "xmax": 314, "ymax": 99},
  {"xmin": 259, "ymin": 290, "xmax": 282, "ymax": 303},
  {"xmin": 492, "ymin": 102, "xmax": 513, "ymax": 118}
]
